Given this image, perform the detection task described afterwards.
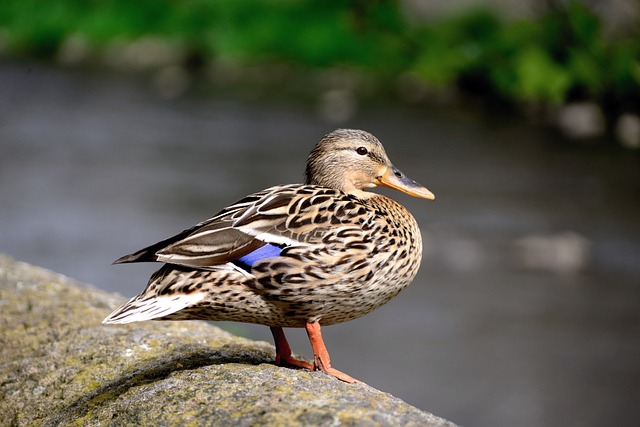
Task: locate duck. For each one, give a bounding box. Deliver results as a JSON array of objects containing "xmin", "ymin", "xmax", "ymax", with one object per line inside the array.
[{"xmin": 103, "ymin": 128, "xmax": 434, "ymax": 383}]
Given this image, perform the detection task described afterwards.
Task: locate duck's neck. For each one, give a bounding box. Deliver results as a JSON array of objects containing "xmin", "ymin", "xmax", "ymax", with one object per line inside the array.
[{"xmin": 306, "ymin": 173, "xmax": 377, "ymax": 200}]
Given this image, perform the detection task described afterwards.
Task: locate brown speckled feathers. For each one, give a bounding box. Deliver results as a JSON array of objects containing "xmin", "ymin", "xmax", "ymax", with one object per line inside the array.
[
  {"xmin": 103, "ymin": 184, "xmax": 422, "ymax": 327},
  {"xmin": 102, "ymin": 129, "xmax": 434, "ymax": 383}
]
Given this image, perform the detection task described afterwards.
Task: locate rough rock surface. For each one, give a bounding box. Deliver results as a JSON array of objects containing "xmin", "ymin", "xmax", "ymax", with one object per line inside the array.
[{"xmin": 0, "ymin": 254, "xmax": 457, "ymax": 426}]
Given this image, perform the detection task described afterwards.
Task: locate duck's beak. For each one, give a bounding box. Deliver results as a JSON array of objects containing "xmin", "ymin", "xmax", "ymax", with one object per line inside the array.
[{"xmin": 375, "ymin": 166, "xmax": 435, "ymax": 200}]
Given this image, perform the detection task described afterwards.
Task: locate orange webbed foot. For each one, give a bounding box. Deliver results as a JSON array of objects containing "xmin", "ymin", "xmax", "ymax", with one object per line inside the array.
[
  {"xmin": 270, "ymin": 326, "xmax": 314, "ymax": 371},
  {"xmin": 305, "ymin": 322, "xmax": 365, "ymax": 385},
  {"xmin": 270, "ymin": 324, "xmax": 365, "ymax": 384}
]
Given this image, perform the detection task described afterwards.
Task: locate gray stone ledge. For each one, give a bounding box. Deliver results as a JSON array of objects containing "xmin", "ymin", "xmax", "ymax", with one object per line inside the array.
[{"xmin": 0, "ymin": 254, "xmax": 457, "ymax": 426}]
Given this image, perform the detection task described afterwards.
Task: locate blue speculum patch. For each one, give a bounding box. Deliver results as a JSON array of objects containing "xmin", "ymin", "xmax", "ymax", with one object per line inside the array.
[{"xmin": 234, "ymin": 243, "xmax": 282, "ymax": 269}]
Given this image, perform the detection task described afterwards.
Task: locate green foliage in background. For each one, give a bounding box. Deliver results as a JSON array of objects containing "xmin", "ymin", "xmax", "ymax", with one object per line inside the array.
[
  {"xmin": 409, "ymin": 3, "xmax": 639, "ymax": 110},
  {"xmin": 0, "ymin": 0, "xmax": 638, "ymax": 111}
]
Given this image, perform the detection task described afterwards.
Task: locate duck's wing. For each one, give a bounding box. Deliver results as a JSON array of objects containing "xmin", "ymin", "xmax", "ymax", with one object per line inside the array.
[{"xmin": 113, "ymin": 185, "xmax": 357, "ymax": 269}]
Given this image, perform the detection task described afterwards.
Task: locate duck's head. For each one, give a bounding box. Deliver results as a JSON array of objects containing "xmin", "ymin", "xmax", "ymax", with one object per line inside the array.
[{"xmin": 305, "ymin": 129, "xmax": 435, "ymax": 200}]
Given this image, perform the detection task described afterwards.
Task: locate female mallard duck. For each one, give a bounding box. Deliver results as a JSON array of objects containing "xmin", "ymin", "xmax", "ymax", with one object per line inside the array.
[{"xmin": 103, "ymin": 129, "xmax": 434, "ymax": 383}]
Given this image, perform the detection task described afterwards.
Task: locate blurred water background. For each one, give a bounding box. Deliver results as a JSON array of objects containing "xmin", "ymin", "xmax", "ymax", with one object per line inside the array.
[{"xmin": 1, "ymin": 1, "xmax": 640, "ymax": 426}]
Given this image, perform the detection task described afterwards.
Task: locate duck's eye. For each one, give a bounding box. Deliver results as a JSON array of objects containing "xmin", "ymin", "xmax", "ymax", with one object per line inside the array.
[{"xmin": 356, "ymin": 146, "xmax": 368, "ymax": 156}]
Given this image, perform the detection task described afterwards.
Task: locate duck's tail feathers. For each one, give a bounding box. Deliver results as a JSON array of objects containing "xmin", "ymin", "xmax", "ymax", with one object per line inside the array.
[{"xmin": 102, "ymin": 292, "xmax": 206, "ymax": 324}]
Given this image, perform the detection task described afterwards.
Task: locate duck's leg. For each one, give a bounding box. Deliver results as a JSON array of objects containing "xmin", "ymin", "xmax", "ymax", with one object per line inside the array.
[
  {"xmin": 270, "ymin": 326, "xmax": 313, "ymax": 370},
  {"xmin": 305, "ymin": 322, "xmax": 363, "ymax": 384}
]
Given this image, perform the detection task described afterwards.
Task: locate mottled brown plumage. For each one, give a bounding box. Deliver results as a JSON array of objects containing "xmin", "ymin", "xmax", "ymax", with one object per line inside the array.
[{"xmin": 103, "ymin": 129, "xmax": 434, "ymax": 383}]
